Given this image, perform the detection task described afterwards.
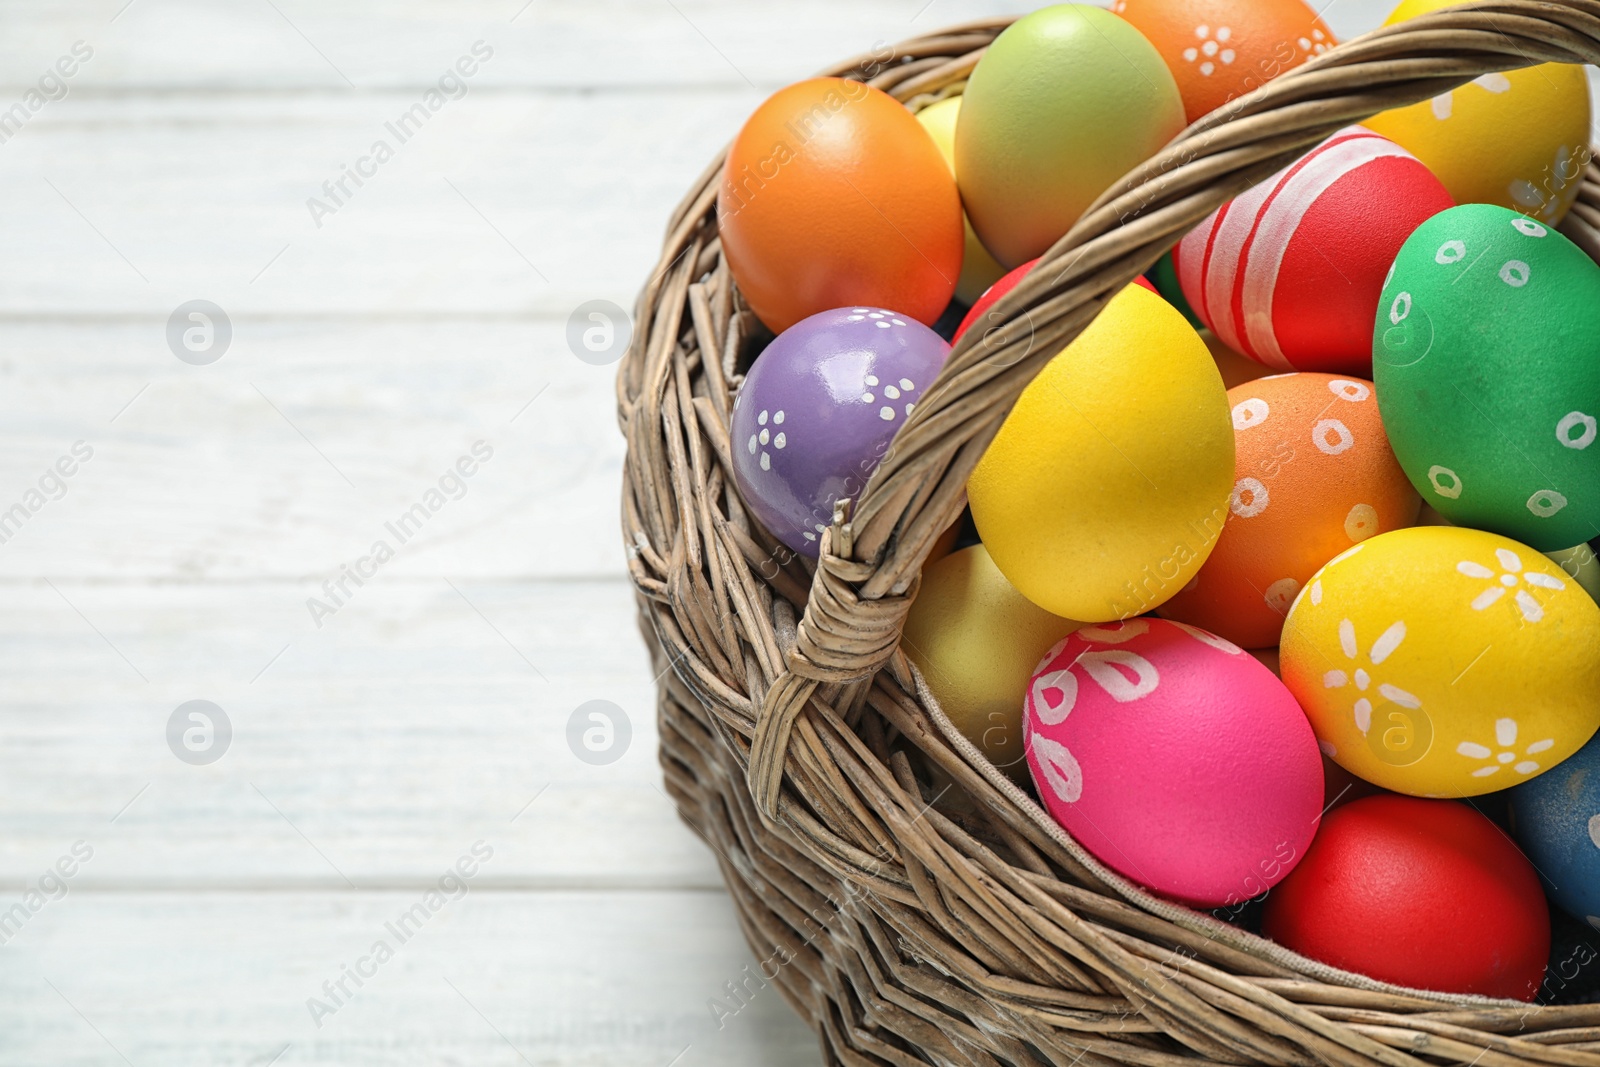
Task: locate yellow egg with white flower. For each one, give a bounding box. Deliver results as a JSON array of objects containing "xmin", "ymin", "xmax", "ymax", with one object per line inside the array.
[
  {"xmin": 1362, "ymin": 0, "xmax": 1591, "ymax": 224},
  {"xmin": 1281, "ymin": 526, "xmax": 1600, "ymax": 797}
]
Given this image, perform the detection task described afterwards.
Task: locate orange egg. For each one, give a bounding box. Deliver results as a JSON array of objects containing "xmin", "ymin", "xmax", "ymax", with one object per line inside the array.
[
  {"xmin": 1114, "ymin": 0, "xmax": 1336, "ymax": 125},
  {"xmin": 1158, "ymin": 373, "xmax": 1420, "ymax": 648},
  {"xmin": 717, "ymin": 78, "xmax": 964, "ymax": 334}
]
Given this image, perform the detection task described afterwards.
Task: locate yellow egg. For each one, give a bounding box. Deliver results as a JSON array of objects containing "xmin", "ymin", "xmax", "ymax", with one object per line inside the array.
[
  {"xmin": 902, "ymin": 545, "xmax": 1082, "ymax": 780},
  {"xmin": 1282, "ymin": 526, "xmax": 1600, "ymax": 797},
  {"xmin": 968, "ymin": 284, "xmax": 1234, "ymax": 622},
  {"xmin": 1548, "ymin": 541, "xmax": 1600, "ymax": 602},
  {"xmin": 915, "ymin": 96, "xmax": 1007, "ymax": 306},
  {"xmin": 1363, "ymin": 0, "xmax": 1591, "ymax": 223}
]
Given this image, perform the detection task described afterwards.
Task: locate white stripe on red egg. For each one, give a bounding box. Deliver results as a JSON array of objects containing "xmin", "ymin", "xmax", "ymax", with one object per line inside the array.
[
  {"xmin": 1237, "ymin": 129, "xmax": 1411, "ymax": 369},
  {"xmin": 1175, "ymin": 206, "xmax": 1220, "ymax": 325},
  {"xmin": 1203, "ymin": 177, "xmax": 1278, "ymax": 355}
]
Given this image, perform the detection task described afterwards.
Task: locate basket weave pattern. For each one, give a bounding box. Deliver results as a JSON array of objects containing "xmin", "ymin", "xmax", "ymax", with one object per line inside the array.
[{"xmin": 619, "ymin": 4, "xmax": 1600, "ymax": 1063}]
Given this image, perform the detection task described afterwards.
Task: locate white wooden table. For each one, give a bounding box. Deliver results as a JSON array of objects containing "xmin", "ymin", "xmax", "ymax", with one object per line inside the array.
[{"xmin": 0, "ymin": 1, "xmax": 1463, "ymax": 1063}]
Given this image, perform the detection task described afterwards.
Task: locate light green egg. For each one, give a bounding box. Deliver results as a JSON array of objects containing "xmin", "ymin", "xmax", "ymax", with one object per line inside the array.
[
  {"xmin": 954, "ymin": 4, "xmax": 1184, "ymax": 269},
  {"xmin": 1374, "ymin": 203, "xmax": 1600, "ymax": 551}
]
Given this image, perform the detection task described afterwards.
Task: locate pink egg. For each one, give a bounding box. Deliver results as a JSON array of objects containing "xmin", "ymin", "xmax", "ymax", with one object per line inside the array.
[{"xmin": 1023, "ymin": 618, "xmax": 1324, "ymax": 907}]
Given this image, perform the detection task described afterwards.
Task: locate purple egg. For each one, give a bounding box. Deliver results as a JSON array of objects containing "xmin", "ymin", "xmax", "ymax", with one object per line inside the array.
[{"xmin": 732, "ymin": 307, "xmax": 951, "ymax": 557}]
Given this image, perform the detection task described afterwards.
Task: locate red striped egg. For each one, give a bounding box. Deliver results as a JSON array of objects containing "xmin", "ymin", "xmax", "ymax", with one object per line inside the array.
[{"xmin": 1176, "ymin": 127, "xmax": 1453, "ymax": 375}]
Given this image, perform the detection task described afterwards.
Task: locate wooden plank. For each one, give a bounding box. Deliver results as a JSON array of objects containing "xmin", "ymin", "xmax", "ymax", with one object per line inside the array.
[
  {"xmin": 0, "ymin": 320, "xmax": 631, "ymax": 579},
  {"xmin": 0, "ymin": 93, "xmax": 741, "ymax": 316},
  {"xmin": 0, "ymin": 889, "xmax": 823, "ymax": 1066},
  {"xmin": 0, "ymin": 0, "xmax": 1031, "ymax": 92},
  {"xmin": 0, "ymin": 580, "xmax": 736, "ymax": 888}
]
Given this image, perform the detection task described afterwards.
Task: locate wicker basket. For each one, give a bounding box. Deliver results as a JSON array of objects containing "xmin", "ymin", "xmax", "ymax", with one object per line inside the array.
[{"xmin": 619, "ymin": 3, "xmax": 1600, "ymax": 1063}]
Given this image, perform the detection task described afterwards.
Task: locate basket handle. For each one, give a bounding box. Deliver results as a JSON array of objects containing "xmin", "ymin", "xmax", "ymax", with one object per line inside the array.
[{"xmin": 747, "ymin": 0, "xmax": 1600, "ymax": 820}]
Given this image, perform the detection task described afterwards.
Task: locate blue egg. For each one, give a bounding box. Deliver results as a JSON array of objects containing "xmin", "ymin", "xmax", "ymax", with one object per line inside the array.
[{"xmin": 1511, "ymin": 732, "xmax": 1600, "ymax": 928}]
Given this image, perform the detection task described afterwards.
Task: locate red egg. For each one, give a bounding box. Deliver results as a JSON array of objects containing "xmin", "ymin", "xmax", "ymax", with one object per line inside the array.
[
  {"xmin": 954, "ymin": 259, "xmax": 1156, "ymax": 342},
  {"xmin": 1175, "ymin": 126, "xmax": 1454, "ymax": 375},
  {"xmin": 1263, "ymin": 795, "xmax": 1549, "ymax": 1001}
]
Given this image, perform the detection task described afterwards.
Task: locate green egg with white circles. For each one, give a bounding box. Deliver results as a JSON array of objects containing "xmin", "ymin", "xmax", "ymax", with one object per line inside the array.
[{"xmin": 1374, "ymin": 203, "xmax": 1600, "ymax": 551}]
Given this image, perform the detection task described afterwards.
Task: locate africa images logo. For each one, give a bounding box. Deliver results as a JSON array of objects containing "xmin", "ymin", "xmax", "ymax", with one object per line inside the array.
[
  {"xmin": 305, "ymin": 842, "xmax": 493, "ymax": 1028},
  {"xmin": 305, "ymin": 41, "xmax": 494, "ymax": 228},
  {"xmin": 306, "ymin": 441, "xmax": 494, "ymax": 628}
]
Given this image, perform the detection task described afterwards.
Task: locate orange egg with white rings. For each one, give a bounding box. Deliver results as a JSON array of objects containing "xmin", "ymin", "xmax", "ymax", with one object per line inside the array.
[{"xmin": 1159, "ymin": 372, "xmax": 1421, "ymax": 649}]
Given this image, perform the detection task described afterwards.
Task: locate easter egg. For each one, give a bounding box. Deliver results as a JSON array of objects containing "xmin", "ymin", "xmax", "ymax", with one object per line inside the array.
[
  {"xmin": 718, "ymin": 78, "xmax": 964, "ymax": 334},
  {"xmin": 968, "ymin": 284, "xmax": 1233, "ymax": 622},
  {"xmin": 1364, "ymin": 0, "xmax": 1591, "ymax": 224},
  {"xmin": 1549, "ymin": 541, "xmax": 1600, "ymax": 602},
  {"xmin": 955, "ymin": 260, "xmax": 1039, "ymax": 344},
  {"xmin": 953, "ymin": 257, "xmax": 1155, "ymax": 343},
  {"xmin": 1159, "ymin": 373, "xmax": 1420, "ymax": 649},
  {"xmin": 1374, "ymin": 203, "xmax": 1600, "ymax": 552},
  {"xmin": 1512, "ymin": 731, "xmax": 1600, "ymax": 927},
  {"xmin": 1024, "ymin": 618, "xmax": 1322, "ymax": 906},
  {"xmin": 955, "ymin": 5, "xmax": 1185, "ymax": 268},
  {"xmin": 731, "ymin": 307, "xmax": 949, "ymax": 556},
  {"xmin": 1281, "ymin": 526, "xmax": 1600, "ymax": 797},
  {"xmin": 915, "ymin": 97, "xmax": 1007, "ymax": 307},
  {"xmin": 903, "ymin": 545, "xmax": 1083, "ymax": 781},
  {"xmin": 1176, "ymin": 126, "xmax": 1454, "ymax": 375},
  {"xmin": 1115, "ymin": 0, "xmax": 1335, "ymax": 124},
  {"xmin": 1263, "ymin": 795, "xmax": 1550, "ymax": 1001}
]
